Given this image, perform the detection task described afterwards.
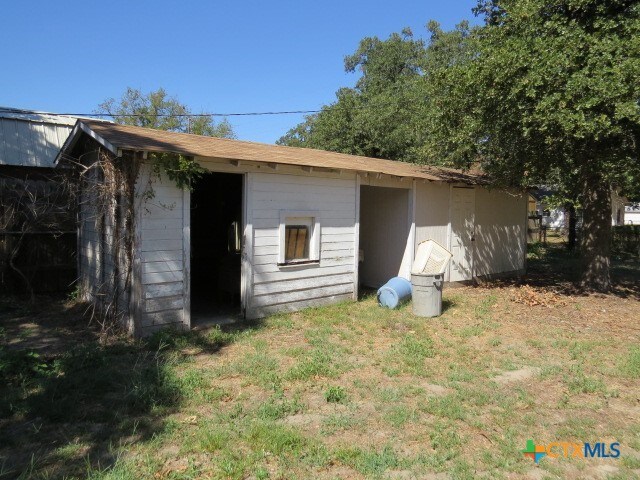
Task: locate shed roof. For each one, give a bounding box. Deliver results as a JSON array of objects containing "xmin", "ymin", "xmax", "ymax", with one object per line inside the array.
[{"xmin": 60, "ymin": 119, "xmax": 486, "ymax": 184}]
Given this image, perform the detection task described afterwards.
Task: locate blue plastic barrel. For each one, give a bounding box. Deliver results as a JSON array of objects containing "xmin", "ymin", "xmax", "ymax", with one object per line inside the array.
[{"xmin": 377, "ymin": 277, "xmax": 412, "ymax": 309}]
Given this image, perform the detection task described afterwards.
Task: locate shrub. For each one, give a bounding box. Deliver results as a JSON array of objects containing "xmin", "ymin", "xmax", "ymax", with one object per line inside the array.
[{"xmin": 324, "ymin": 386, "xmax": 347, "ymax": 404}]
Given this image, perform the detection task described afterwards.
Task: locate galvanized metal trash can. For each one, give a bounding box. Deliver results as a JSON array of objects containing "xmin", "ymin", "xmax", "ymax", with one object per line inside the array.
[
  {"xmin": 411, "ymin": 240, "xmax": 452, "ymax": 318},
  {"xmin": 411, "ymin": 273, "xmax": 444, "ymax": 317}
]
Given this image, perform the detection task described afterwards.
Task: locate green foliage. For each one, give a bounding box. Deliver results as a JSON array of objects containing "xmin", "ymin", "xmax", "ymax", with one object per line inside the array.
[
  {"xmin": 622, "ymin": 346, "xmax": 640, "ymax": 378},
  {"xmin": 423, "ymin": 393, "xmax": 467, "ymax": 420},
  {"xmin": 427, "ymin": 1, "xmax": 640, "ymax": 187},
  {"xmin": 280, "ymin": 5, "xmax": 638, "ymax": 287},
  {"xmin": 245, "ymin": 421, "xmax": 306, "ymax": 456},
  {"xmin": 425, "ymin": 0, "xmax": 640, "ymax": 288},
  {"xmin": 151, "ymin": 152, "xmax": 206, "ymax": 191},
  {"xmin": 286, "ymin": 330, "xmax": 349, "ymax": 381},
  {"xmin": 383, "ymin": 334, "xmax": 435, "ymax": 376},
  {"xmin": 98, "ymin": 87, "xmax": 235, "ymax": 191},
  {"xmin": 324, "ymin": 385, "xmax": 347, "ymax": 404},
  {"xmin": 278, "ymin": 29, "xmax": 430, "ymax": 162},
  {"xmin": 97, "ymin": 87, "xmax": 235, "ymax": 138},
  {"xmin": 257, "ymin": 391, "xmax": 305, "ymax": 419},
  {"xmin": 334, "ymin": 445, "xmax": 400, "ymax": 476},
  {"xmin": 0, "ymin": 348, "xmax": 53, "ymax": 387},
  {"xmin": 278, "ymin": 23, "xmax": 474, "ymax": 167},
  {"xmin": 0, "ymin": 341, "xmax": 182, "ymax": 420},
  {"xmin": 197, "ymin": 423, "xmax": 231, "ymax": 452},
  {"xmin": 565, "ymin": 365, "xmax": 607, "ymax": 394},
  {"xmin": 385, "ymin": 404, "xmax": 418, "ymax": 427}
]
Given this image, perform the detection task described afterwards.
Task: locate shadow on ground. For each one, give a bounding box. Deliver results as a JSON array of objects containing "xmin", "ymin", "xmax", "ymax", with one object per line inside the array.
[
  {"xmin": 476, "ymin": 243, "xmax": 640, "ymax": 300},
  {"xmin": 0, "ymin": 297, "xmax": 264, "ymax": 479}
]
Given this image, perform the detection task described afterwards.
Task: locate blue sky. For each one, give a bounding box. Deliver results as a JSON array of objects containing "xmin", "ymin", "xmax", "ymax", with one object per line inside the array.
[{"xmin": 1, "ymin": 1, "xmax": 478, "ymax": 143}]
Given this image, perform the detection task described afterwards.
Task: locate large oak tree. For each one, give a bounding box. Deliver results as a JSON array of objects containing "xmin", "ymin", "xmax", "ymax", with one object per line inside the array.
[
  {"xmin": 277, "ymin": 29, "xmax": 429, "ymax": 161},
  {"xmin": 425, "ymin": 0, "xmax": 640, "ymax": 291},
  {"xmin": 280, "ymin": 2, "xmax": 640, "ymax": 290}
]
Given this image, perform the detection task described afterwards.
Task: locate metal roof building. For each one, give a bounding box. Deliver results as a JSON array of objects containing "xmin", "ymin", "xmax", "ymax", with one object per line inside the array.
[
  {"xmin": 0, "ymin": 107, "xmax": 79, "ymax": 169},
  {"xmin": 0, "ymin": 108, "xmax": 84, "ymax": 294}
]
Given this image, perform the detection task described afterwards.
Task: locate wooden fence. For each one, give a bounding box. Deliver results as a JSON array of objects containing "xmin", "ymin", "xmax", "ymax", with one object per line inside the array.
[
  {"xmin": 0, "ymin": 169, "xmax": 77, "ymax": 294},
  {"xmin": 612, "ymin": 225, "xmax": 640, "ymax": 257},
  {"xmin": 0, "ymin": 231, "xmax": 76, "ymax": 293}
]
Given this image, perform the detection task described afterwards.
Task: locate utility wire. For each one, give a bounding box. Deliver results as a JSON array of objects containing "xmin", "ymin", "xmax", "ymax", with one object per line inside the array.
[{"xmin": 0, "ymin": 107, "xmax": 322, "ymax": 118}]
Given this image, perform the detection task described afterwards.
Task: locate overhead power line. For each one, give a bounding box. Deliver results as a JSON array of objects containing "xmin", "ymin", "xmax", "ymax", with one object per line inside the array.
[{"xmin": 0, "ymin": 107, "xmax": 322, "ymax": 118}]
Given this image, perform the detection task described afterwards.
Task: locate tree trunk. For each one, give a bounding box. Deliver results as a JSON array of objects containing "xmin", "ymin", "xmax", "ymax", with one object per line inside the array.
[
  {"xmin": 579, "ymin": 170, "xmax": 611, "ymax": 291},
  {"xmin": 566, "ymin": 202, "xmax": 577, "ymax": 252}
]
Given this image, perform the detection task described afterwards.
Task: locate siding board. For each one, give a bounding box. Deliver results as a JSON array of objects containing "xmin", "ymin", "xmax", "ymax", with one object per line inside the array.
[
  {"xmin": 253, "ymin": 218, "xmax": 354, "ymax": 229},
  {"xmin": 140, "ymin": 238, "xmax": 183, "ymax": 252},
  {"xmin": 253, "ymin": 256, "xmax": 352, "ymax": 273},
  {"xmin": 144, "ymin": 296, "xmax": 184, "ymax": 313},
  {"xmin": 474, "ymin": 189, "xmax": 527, "ymax": 277},
  {"xmin": 140, "ymin": 228, "xmax": 184, "ymax": 241},
  {"xmin": 250, "ymin": 293, "xmax": 353, "ymax": 317},
  {"xmin": 252, "ymin": 283, "xmax": 353, "ymax": 308},
  {"xmin": 141, "ymin": 250, "xmax": 183, "ymax": 263},
  {"xmin": 141, "ymin": 309, "xmax": 184, "ymax": 326},
  {"xmin": 142, "ymin": 270, "xmax": 184, "ymax": 285},
  {"xmin": 248, "ymin": 172, "xmax": 357, "ymax": 317},
  {"xmin": 143, "ymin": 260, "xmax": 183, "ymax": 273},
  {"xmin": 254, "ymin": 265, "xmax": 353, "ymax": 286}
]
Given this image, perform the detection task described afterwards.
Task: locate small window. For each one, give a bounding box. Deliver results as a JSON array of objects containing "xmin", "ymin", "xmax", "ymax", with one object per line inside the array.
[
  {"xmin": 285, "ymin": 222, "xmax": 310, "ymax": 261},
  {"xmin": 279, "ymin": 211, "xmax": 320, "ymax": 265}
]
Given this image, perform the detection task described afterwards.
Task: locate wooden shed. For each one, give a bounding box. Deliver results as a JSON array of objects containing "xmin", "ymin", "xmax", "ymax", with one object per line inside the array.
[{"xmin": 58, "ymin": 120, "xmax": 528, "ymax": 337}]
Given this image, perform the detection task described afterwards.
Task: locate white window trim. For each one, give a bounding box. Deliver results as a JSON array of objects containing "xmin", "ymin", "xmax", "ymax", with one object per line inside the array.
[{"xmin": 278, "ymin": 210, "xmax": 321, "ymax": 266}]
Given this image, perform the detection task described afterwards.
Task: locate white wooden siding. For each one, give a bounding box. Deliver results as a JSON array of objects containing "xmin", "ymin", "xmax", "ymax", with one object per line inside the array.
[
  {"xmin": 415, "ymin": 182, "xmax": 526, "ymax": 282},
  {"xmin": 449, "ymin": 187, "xmax": 476, "ymax": 281},
  {"xmin": 474, "ymin": 188, "xmax": 527, "ymax": 277},
  {"xmin": 135, "ymin": 164, "xmax": 189, "ymax": 334},
  {"xmin": 414, "ymin": 182, "xmax": 450, "ymax": 250},
  {"xmin": 247, "ymin": 171, "xmax": 357, "ymax": 318}
]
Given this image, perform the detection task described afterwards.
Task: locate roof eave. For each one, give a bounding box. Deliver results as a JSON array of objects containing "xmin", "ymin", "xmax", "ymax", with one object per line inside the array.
[
  {"xmin": 55, "ymin": 120, "xmax": 119, "ymax": 166},
  {"xmin": 63, "ymin": 121, "xmax": 487, "ymax": 185}
]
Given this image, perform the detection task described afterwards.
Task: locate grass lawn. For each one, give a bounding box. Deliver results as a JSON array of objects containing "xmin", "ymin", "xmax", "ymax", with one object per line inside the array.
[{"xmin": 1, "ymin": 244, "xmax": 640, "ymax": 479}]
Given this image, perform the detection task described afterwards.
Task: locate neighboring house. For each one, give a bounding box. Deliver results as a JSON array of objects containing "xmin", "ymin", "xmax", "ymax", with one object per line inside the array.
[
  {"xmin": 625, "ymin": 203, "xmax": 640, "ymax": 225},
  {"xmin": 611, "ymin": 192, "xmax": 627, "ymax": 226},
  {"xmin": 529, "ymin": 188, "xmax": 627, "ymax": 231},
  {"xmin": 528, "ymin": 189, "xmax": 567, "ymax": 230},
  {"xmin": 0, "ymin": 107, "xmax": 78, "ymax": 292},
  {"xmin": 58, "ymin": 120, "xmax": 528, "ymax": 337}
]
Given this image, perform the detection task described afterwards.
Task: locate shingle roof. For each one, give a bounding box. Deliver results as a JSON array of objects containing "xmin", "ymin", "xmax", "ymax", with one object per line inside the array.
[{"xmin": 62, "ymin": 119, "xmax": 486, "ymax": 184}]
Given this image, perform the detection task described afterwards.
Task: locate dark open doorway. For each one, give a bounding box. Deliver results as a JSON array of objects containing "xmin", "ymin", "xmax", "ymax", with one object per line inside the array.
[{"xmin": 190, "ymin": 172, "xmax": 243, "ymax": 327}]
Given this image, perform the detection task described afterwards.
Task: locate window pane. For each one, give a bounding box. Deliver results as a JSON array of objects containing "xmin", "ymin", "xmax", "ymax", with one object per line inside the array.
[{"xmin": 285, "ymin": 225, "xmax": 309, "ymax": 261}]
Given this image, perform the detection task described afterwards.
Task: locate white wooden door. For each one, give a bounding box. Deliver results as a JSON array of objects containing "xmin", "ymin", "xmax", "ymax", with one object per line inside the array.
[{"xmin": 450, "ymin": 187, "xmax": 475, "ymax": 281}]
